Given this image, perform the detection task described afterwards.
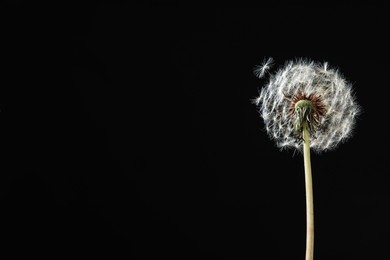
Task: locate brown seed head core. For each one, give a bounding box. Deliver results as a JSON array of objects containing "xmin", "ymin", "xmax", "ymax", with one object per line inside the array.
[{"xmin": 289, "ymin": 92, "xmax": 327, "ymax": 137}]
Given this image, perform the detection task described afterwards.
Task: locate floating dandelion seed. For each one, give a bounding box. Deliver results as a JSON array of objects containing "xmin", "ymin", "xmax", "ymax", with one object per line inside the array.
[
  {"xmin": 253, "ymin": 57, "xmax": 274, "ymax": 78},
  {"xmin": 253, "ymin": 58, "xmax": 361, "ymax": 260}
]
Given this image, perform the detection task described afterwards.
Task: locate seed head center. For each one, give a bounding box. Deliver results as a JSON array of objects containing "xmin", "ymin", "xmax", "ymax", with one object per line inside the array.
[
  {"xmin": 294, "ymin": 99, "xmax": 316, "ymax": 137},
  {"xmin": 294, "ymin": 99, "xmax": 315, "ymax": 113}
]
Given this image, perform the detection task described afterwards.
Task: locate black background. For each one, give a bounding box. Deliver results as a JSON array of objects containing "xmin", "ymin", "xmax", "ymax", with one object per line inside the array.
[{"xmin": 2, "ymin": 1, "xmax": 390, "ymax": 259}]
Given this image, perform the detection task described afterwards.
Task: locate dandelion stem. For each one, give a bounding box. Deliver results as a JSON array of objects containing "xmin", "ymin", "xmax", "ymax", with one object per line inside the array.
[{"xmin": 303, "ymin": 124, "xmax": 314, "ymax": 260}]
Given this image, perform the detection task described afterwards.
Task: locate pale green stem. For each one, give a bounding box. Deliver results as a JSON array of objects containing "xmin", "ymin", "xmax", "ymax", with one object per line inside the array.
[{"xmin": 303, "ymin": 124, "xmax": 314, "ymax": 260}]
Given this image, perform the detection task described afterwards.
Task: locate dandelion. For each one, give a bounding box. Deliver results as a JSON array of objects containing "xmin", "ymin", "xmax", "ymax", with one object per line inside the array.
[{"xmin": 253, "ymin": 58, "xmax": 361, "ymax": 260}]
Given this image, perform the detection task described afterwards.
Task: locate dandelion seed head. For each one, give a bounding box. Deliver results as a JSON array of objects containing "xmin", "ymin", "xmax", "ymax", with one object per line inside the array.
[{"xmin": 254, "ymin": 58, "xmax": 361, "ymax": 153}]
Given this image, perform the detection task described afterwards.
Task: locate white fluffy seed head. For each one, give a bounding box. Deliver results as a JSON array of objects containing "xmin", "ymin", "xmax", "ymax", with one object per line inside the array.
[{"xmin": 254, "ymin": 58, "xmax": 361, "ymax": 153}]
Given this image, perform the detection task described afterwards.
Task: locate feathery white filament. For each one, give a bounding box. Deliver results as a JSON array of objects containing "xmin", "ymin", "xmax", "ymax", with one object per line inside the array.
[
  {"xmin": 253, "ymin": 57, "xmax": 274, "ymax": 78},
  {"xmin": 254, "ymin": 58, "xmax": 361, "ymax": 153}
]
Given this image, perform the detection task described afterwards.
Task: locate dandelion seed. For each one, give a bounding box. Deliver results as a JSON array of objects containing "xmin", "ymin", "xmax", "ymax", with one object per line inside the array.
[{"xmin": 253, "ymin": 57, "xmax": 274, "ymax": 78}]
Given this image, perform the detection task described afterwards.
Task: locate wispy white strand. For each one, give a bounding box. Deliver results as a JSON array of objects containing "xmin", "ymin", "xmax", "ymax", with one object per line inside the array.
[{"xmin": 253, "ymin": 57, "xmax": 274, "ymax": 78}]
